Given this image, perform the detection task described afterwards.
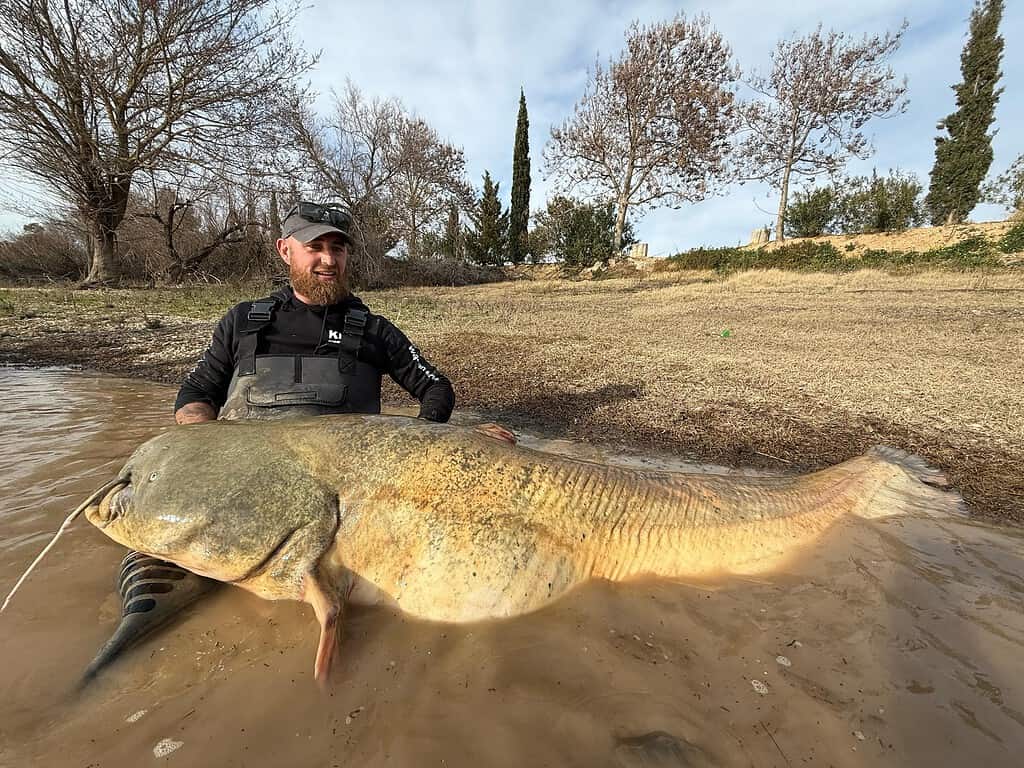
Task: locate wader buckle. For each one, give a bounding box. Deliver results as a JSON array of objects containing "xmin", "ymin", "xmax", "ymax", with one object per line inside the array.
[
  {"xmin": 247, "ymin": 300, "xmax": 276, "ymax": 323},
  {"xmin": 343, "ymin": 309, "xmax": 368, "ymax": 335}
]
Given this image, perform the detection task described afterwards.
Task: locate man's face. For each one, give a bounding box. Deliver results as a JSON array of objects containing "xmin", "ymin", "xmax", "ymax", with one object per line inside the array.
[{"xmin": 278, "ymin": 233, "xmax": 350, "ymax": 305}]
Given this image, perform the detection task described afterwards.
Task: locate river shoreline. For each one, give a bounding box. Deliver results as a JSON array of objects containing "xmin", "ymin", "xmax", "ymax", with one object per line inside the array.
[{"xmin": 1, "ymin": 275, "xmax": 1021, "ymax": 524}]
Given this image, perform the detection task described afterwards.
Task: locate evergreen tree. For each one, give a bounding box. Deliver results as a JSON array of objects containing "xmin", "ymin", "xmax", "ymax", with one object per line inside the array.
[
  {"xmin": 440, "ymin": 203, "xmax": 462, "ymax": 260},
  {"xmin": 509, "ymin": 89, "xmax": 531, "ymax": 265},
  {"xmin": 925, "ymin": 0, "xmax": 1004, "ymax": 225},
  {"xmin": 465, "ymin": 171, "xmax": 508, "ymax": 267}
]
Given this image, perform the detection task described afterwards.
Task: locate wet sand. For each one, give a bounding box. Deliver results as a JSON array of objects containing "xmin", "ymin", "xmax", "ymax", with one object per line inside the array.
[{"xmin": 1, "ymin": 367, "xmax": 1022, "ymax": 766}]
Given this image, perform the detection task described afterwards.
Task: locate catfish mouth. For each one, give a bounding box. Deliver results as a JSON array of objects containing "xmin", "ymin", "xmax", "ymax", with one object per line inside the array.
[{"xmin": 86, "ymin": 476, "xmax": 132, "ymax": 529}]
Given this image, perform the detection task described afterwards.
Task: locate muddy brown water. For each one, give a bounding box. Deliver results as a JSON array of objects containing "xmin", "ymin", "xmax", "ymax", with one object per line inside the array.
[{"xmin": 0, "ymin": 366, "xmax": 1022, "ymax": 767}]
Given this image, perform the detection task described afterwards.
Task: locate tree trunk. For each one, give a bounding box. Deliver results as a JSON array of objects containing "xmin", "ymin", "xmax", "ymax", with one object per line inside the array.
[
  {"xmin": 775, "ymin": 163, "xmax": 793, "ymax": 242},
  {"xmin": 81, "ymin": 175, "xmax": 132, "ymax": 286},
  {"xmin": 408, "ymin": 212, "xmax": 419, "ymax": 259},
  {"xmin": 84, "ymin": 223, "xmax": 118, "ymax": 286},
  {"xmin": 614, "ymin": 198, "xmax": 628, "ymax": 253}
]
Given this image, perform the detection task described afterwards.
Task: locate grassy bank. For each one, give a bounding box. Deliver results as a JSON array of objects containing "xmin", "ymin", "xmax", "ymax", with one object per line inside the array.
[
  {"xmin": 1, "ymin": 268, "xmax": 1022, "ymax": 525},
  {"xmin": 660, "ymin": 219, "xmax": 1024, "ymax": 275}
]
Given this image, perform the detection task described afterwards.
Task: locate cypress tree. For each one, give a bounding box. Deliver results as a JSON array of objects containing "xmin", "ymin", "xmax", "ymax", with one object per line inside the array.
[
  {"xmin": 925, "ymin": 0, "xmax": 1004, "ymax": 225},
  {"xmin": 465, "ymin": 171, "xmax": 508, "ymax": 267},
  {"xmin": 441, "ymin": 203, "xmax": 462, "ymax": 260},
  {"xmin": 508, "ymin": 89, "xmax": 531, "ymax": 265}
]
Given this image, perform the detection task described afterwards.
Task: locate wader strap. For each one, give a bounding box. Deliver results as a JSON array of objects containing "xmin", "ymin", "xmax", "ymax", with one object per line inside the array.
[
  {"xmin": 337, "ymin": 308, "xmax": 368, "ymax": 375},
  {"xmin": 237, "ymin": 299, "xmax": 279, "ymax": 377}
]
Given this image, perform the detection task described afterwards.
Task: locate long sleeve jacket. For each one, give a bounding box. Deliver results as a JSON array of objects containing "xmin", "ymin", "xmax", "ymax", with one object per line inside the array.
[{"xmin": 174, "ymin": 288, "xmax": 455, "ymax": 422}]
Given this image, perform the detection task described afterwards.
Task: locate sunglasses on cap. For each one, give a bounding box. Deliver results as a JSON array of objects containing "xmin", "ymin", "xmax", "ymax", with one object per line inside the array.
[{"xmin": 285, "ymin": 202, "xmax": 353, "ymax": 230}]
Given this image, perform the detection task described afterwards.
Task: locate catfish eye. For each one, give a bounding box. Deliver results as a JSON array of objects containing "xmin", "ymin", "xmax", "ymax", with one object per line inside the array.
[{"xmin": 149, "ymin": 472, "xmax": 159, "ymax": 482}]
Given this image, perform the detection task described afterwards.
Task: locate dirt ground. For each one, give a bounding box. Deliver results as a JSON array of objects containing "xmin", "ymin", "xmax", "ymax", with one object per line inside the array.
[{"xmin": 1, "ymin": 267, "xmax": 1022, "ymax": 524}]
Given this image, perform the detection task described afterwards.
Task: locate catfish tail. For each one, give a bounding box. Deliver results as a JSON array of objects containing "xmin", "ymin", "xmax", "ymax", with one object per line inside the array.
[{"xmin": 855, "ymin": 446, "xmax": 969, "ymax": 519}]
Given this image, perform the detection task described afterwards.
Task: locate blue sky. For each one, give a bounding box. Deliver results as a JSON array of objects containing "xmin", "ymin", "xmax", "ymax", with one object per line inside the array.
[{"xmin": 2, "ymin": 0, "xmax": 1021, "ymax": 254}]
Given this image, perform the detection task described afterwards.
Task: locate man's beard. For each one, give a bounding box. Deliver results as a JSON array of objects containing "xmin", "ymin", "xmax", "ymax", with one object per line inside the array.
[{"xmin": 290, "ymin": 264, "xmax": 349, "ymax": 305}]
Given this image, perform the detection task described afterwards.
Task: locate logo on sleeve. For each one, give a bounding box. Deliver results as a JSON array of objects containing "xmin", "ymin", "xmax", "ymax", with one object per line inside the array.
[{"xmin": 409, "ymin": 345, "xmax": 441, "ymax": 382}]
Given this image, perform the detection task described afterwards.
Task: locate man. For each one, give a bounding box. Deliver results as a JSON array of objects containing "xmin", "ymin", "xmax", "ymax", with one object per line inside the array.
[{"xmin": 174, "ymin": 201, "xmax": 456, "ymax": 425}]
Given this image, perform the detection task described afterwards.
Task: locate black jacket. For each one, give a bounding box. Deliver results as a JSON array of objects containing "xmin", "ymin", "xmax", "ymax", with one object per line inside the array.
[{"xmin": 174, "ymin": 288, "xmax": 455, "ymax": 422}]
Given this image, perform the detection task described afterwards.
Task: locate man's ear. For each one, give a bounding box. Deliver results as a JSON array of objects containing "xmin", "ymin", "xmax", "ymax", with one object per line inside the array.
[{"xmin": 276, "ymin": 237, "xmax": 290, "ymax": 264}]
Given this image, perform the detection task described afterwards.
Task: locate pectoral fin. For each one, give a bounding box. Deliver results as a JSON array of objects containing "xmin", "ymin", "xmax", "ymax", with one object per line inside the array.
[{"xmin": 303, "ymin": 567, "xmax": 345, "ymax": 687}]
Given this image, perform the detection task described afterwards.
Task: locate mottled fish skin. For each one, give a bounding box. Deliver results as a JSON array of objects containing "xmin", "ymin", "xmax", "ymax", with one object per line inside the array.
[
  {"xmin": 83, "ymin": 415, "xmax": 967, "ymax": 683},
  {"xmin": 80, "ymin": 551, "xmax": 216, "ymax": 685}
]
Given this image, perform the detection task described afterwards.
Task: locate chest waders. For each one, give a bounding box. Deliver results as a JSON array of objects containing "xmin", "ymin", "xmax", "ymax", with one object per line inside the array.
[{"xmin": 219, "ymin": 298, "xmax": 383, "ymax": 421}]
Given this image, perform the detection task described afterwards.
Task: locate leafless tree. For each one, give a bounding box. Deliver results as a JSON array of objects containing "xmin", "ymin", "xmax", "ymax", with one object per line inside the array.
[
  {"xmin": 130, "ymin": 170, "xmax": 267, "ymax": 282},
  {"xmin": 388, "ymin": 117, "xmax": 472, "ymax": 259},
  {"xmin": 291, "ymin": 81, "xmax": 469, "ymax": 277},
  {"xmin": 544, "ymin": 14, "xmax": 738, "ymax": 251},
  {"xmin": 127, "ymin": 136, "xmax": 298, "ymax": 282},
  {"xmin": 738, "ymin": 24, "xmax": 908, "ymax": 241},
  {"xmin": 291, "ymin": 83, "xmax": 404, "ymax": 282},
  {"xmin": 983, "ymin": 154, "xmax": 1024, "ymax": 216},
  {"xmin": 0, "ymin": 0, "xmax": 312, "ymax": 285}
]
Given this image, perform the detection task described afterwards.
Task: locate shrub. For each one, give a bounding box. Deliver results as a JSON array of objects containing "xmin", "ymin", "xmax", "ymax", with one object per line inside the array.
[
  {"xmin": 763, "ymin": 241, "xmax": 847, "ymax": 271},
  {"xmin": 0, "ymin": 223, "xmax": 88, "ymax": 281},
  {"xmin": 922, "ymin": 236, "xmax": 1000, "ymax": 268},
  {"xmin": 997, "ymin": 222, "xmax": 1024, "ymax": 254},
  {"xmin": 667, "ymin": 242, "xmax": 847, "ymax": 273},
  {"xmin": 785, "ymin": 186, "xmax": 838, "ymax": 238},
  {"xmin": 860, "ymin": 236, "xmax": 1000, "ymax": 270},
  {"xmin": 664, "ymin": 246, "xmax": 746, "ymax": 271},
  {"xmin": 836, "ymin": 170, "xmax": 925, "ymax": 234},
  {"xmin": 532, "ymin": 196, "xmax": 636, "ymax": 268},
  {"xmin": 361, "ymin": 256, "xmax": 506, "ymax": 289},
  {"xmin": 784, "ymin": 169, "xmax": 925, "ymax": 238}
]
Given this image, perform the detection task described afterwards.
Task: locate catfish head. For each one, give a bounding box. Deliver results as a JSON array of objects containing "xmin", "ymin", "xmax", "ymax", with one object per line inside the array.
[{"xmin": 84, "ymin": 425, "xmax": 343, "ymax": 602}]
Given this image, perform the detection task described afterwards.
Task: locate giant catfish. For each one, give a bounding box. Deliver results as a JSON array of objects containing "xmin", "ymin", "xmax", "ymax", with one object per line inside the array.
[{"xmin": 82, "ymin": 415, "xmax": 966, "ymax": 683}]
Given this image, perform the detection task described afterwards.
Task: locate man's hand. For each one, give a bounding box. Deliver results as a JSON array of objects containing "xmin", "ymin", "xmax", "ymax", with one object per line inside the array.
[
  {"xmin": 175, "ymin": 402, "xmax": 217, "ymax": 425},
  {"xmin": 475, "ymin": 422, "xmax": 517, "ymax": 445}
]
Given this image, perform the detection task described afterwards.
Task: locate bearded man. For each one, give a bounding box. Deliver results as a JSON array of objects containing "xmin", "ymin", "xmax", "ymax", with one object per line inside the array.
[{"xmin": 174, "ymin": 202, "xmax": 456, "ymax": 425}]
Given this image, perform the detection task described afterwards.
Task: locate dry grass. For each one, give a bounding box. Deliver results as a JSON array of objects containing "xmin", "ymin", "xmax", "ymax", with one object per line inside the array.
[{"xmin": 1, "ymin": 269, "xmax": 1022, "ymax": 523}]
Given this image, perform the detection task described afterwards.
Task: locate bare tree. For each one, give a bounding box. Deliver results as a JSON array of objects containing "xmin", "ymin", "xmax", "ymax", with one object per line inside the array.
[
  {"xmin": 544, "ymin": 14, "xmax": 737, "ymax": 251},
  {"xmin": 130, "ymin": 170, "xmax": 266, "ymax": 282},
  {"xmin": 127, "ymin": 135, "xmax": 298, "ymax": 282},
  {"xmin": 388, "ymin": 117, "xmax": 471, "ymax": 259},
  {"xmin": 291, "ymin": 82, "xmax": 406, "ymax": 282},
  {"xmin": 291, "ymin": 81, "xmax": 469, "ymax": 275},
  {"xmin": 738, "ymin": 24, "xmax": 908, "ymax": 241},
  {"xmin": 983, "ymin": 154, "xmax": 1024, "ymax": 216},
  {"xmin": 0, "ymin": 0, "xmax": 312, "ymax": 285}
]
